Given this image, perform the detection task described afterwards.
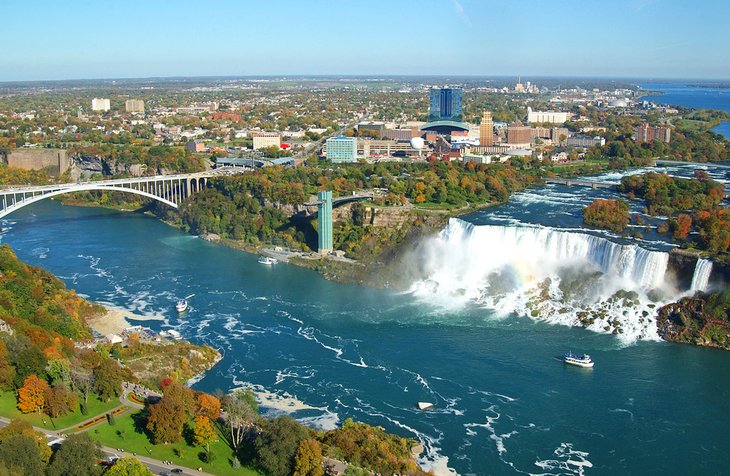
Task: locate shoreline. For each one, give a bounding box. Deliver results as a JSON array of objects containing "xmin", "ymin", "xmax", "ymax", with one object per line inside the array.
[{"xmin": 86, "ymin": 304, "xmax": 164, "ymax": 336}]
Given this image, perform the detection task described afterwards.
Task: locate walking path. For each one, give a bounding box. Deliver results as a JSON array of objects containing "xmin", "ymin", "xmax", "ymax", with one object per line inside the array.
[{"xmin": 0, "ymin": 381, "xmax": 213, "ymax": 476}]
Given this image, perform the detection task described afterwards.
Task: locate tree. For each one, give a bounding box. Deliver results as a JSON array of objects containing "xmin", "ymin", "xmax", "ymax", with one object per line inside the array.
[
  {"xmin": 673, "ymin": 213, "xmax": 693, "ymax": 240},
  {"xmin": 223, "ymin": 389, "xmax": 259, "ymax": 451},
  {"xmin": 93, "ymin": 358, "xmax": 123, "ymax": 402},
  {"xmin": 17, "ymin": 374, "xmax": 48, "ymax": 414},
  {"xmin": 192, "ymin": 415, "xmax": 216, "ymax": 453},
  {"xmin": 0, "ymin": 434, "xmax": 45, "ymax": 476},
  {"xmin": 293, "ymin": 439, "xmax": 324, "ymax": 476},
  {"xmin": 69, "ymin": 367, "xmax": 94, "ymax": 405},
  {"xmin": 46, "ymin": 433, "xmax": 103, "ymax": 476},
  {"xmin": 254, "ymin": 416, "xmax": 310, "ymax": 476},
  {"xmin": 0, "ymin": 418, "xmax": 51, "ymax": 463},
  {"xmin": 46, "ymin": 359, "xmax": 71, "ymax": 388},
  {"xmin": 12, "ymin": 345, "xmax": 47, "ymax": 387},
  {"xmin": 105, "ymin": 456, "xmax": 153, "ymax": 476},
  {"xmin": 196, "ymin": 393, "xmax": 221, "ymax": 420},
  {"xmin": 146, "ymin": 383, "xmax": 195, "ymax": 444},
  {"xmin": 44, "ymin": 384, "xmax": 77, "ymax": 418},
  {"xmin": 0, "ymin": 340, "xmax": 16, "ymax": 391}
]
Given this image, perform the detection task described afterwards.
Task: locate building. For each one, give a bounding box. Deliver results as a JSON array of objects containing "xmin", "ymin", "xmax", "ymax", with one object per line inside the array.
[
  {"xmin": 212, "ymin": 111, "xmax": 242, "ymax": 122},
  {"xmin": 428, "ymin": 87, "xmax": 462, "ymax": 122},
  {"xmin": 91, "ymin": 98, "xmax": 110, "ymax": 112},
  {"xmin": 636, "ymin": 124, "xmax": 671, "ymax": 144},
  {"xmin": 7, "ymin": 148, "xmax": 69, "ymax": 176},
  {"xmin": 527, "ymin": 107, "xmax": 569, "ymax": 124},
  {"xmin": 462, "ymin": 153, "xmax": 499, "ymax": 165},
  {"xmin": 551, "ymin": 127, "xmax": 570, "ymax": 145},
  {"xmin": 185, "ymin": 140, "xmax": 206, "ymax": 153},
  {"xmin": 567, "ymin": 136, "xmax": 606, "ymax": 148},
  {"xmin": 317, "ymin": 190, "xmax": 333, "ymax": 254},
  {"xmin": 251, "ymin": 131, "xmax": 282, "ymax": 150},
  {"xmin": 507, "ymin": 122, "xmax": 532, "ymax": 145},
  {"xmin": 357, "ymin": 121, "xmax": 385, "ymax": 136},
  {"xmin": 421, "ymin": 87, "xmax": 469, "ymax": 134},
  {"xmin": 479, "ymin": 111, "xmax": 494, "ymax": 146},
  {"xmin": 382, "ymin": 127, "xmax": 418, "ymax": 141},
  {"xmin": 358, "ymin": 139, "xmax": 422, "ymax": 158},
  {"xmin": 325, "ymin": 136, "xmax": 357, "ymax": 163},
  {"xmin": 125, "ymin": 99, "xmax": 145, "ymax": 113}
]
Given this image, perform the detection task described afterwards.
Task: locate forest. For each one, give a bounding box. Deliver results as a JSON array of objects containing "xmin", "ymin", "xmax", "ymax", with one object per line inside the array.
[{"xmin": 619, "ymin": 172, "xmax": 729, "ymax": 253}]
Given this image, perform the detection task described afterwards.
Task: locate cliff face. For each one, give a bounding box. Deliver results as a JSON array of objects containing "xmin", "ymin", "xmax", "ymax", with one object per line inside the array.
[
  {"xmin": 67, "ymin": 154, "xmax": 128, "ymax": 181},
  {"xmin": 667, "ymin": 249, "xmax": 700, "ymax": 291},
  {"xmin": 657, "ymin": 293, "xmax": 730, "ymax": 350}
]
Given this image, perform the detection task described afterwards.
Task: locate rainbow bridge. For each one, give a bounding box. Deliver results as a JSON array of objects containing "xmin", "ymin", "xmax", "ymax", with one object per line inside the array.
[{"xmin": 0, "ymin": 168, "xmax": 246, "ymax": 219}]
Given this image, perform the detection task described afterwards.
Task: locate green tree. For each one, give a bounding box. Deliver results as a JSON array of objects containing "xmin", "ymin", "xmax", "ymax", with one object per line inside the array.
[
  {"xmin": 12, "ymin": 345, "xmax": 47, "ymax": 387},
  {"xmin": 93, "ymin": 358, "xmax": 123, "ymax": 402},
  {"xmin": 0, "ymin": 418, "xmax": 52, "ymax": 463},
  {"xmin": 46, "ymin": 359, "xmax": 71, "ymax": 387},
  {"xmin": 105, "ymin": 456, "xmax": 153, "ymax": 476},
  {"xmin": 46, "ymin": 433, "xmax": 103, "ymax": 476},
  {"xmin": 254, "ymin": 416, "xmax": 310, "ymax": 476},
  {"xmin": 0, "ymin": 434, "xmax": 45, "ymax": 476}
]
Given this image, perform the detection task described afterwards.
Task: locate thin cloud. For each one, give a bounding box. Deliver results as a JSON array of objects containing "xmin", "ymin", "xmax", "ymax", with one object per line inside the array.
[{"xmin": 452, "ymin": 0, "xmax": 472, "ymax": 27}]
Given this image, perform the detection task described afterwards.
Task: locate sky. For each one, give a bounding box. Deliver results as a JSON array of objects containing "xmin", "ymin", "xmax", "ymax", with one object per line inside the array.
[{"xmin": 1, "ymin": 0, "xmax": 729, "ymax": 81}]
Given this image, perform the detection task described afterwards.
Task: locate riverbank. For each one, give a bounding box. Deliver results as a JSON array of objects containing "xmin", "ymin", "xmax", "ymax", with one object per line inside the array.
[{"xmin": 86, "ymin": 304, "xmax": 164, "ymax": 336}]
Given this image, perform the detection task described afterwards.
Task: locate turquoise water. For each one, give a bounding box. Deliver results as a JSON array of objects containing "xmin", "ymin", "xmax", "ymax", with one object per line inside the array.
[
  {"xmin": 2, "ymin": 185, "xmax": 730, "ymax": 475},
  {"xmin": 640, "ymin": 83, "xmax": 730, "ymax": 140}
]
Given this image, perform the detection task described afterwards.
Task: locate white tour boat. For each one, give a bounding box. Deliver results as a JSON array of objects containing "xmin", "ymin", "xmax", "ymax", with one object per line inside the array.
[
  {"xmin": 563, "ymin": 352, "xmax": 594, "ymax": 368},
  {"xmin": 258, "ymin": 256, "xmax": 278, "ymax": 265},
  {"xmin": 175, "ymin": 299, "xmax": 188, "ymax": 313}
]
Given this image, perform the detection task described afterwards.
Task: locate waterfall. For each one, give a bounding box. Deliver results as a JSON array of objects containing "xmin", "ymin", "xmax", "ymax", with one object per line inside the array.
[
  {"xmin": 690, "ymin": 259, "xmax": 713, "ymax": 293},
  {"xmin": 410, "ymin": 218, "xmax": 673, "ymax": 341}
]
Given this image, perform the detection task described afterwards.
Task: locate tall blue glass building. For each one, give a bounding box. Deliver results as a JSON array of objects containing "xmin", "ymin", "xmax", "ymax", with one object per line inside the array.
[{"xmin": 428, "ymin": 87, "xmax": 463, "ymax": 122}]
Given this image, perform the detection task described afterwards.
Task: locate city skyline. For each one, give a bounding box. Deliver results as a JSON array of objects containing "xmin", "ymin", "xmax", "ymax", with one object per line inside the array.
[{"xmin": 2, "ymin": 0, "xmax": 729, "ymax": 82}]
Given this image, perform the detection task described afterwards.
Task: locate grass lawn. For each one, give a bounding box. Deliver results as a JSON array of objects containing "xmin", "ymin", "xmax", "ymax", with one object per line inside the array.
[
  {"xmin": 89, "ymin": 410, "xmax": 260, "ymax": 476},
  {"xmin": 0, "ymin": 390, "xmax": 121, "ymax": 431}
]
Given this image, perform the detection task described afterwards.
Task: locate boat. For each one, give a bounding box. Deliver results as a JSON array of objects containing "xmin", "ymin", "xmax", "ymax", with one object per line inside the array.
[
  {"xmin": 563, "ymin": 352, "xmax": 594, "ymax": 368},
  {"xmin": 417, "ymin": 402, "xmax": 434, "ymax": 411},
  {"xmin": 175, "ymin": 299, "xmax": 188, "ymax": 313},
  {"xmin": 160, "ymin": 329, "xmax": 183, "ymax": 340},
  {"xmin": 258, "ymin": 256, "xmax": 278, "ymax": 265}
]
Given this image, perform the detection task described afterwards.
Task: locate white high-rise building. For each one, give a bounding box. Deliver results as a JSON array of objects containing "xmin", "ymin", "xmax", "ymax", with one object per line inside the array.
[{"xmin": 91, "ymin": 98, "xmax": 111, "ymax": 112}]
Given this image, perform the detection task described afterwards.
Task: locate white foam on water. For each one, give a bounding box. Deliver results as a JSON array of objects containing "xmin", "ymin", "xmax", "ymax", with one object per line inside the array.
[
  {"xmin": 31, "ymin": 246, "xmax": 49, "ymax": 259},
  {"xmin": 533, "ymin": 443, "xmax": 593, "ymax": 476}
]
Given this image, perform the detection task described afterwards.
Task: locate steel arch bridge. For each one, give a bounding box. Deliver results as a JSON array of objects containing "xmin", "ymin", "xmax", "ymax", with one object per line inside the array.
[{"xmin": 0, "ymin": 168, "xmax": 246, "ymax": 219}]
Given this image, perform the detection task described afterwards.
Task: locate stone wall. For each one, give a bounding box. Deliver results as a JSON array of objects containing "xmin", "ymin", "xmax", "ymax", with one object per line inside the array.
[{"xmin": 6, "ymin": 148, "xmax": 69, "ymax": 176}]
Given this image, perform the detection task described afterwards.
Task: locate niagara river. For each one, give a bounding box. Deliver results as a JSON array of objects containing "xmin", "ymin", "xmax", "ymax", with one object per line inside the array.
[{"xmin": 2, "ymin": 161, "xmax": 729, "ymax": 475}]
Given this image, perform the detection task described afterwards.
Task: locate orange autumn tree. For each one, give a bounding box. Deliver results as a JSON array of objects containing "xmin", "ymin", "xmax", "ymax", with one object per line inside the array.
[
  {"xmin": 17, "ymin": 374, "xmax": 49, "ymax": 414},
  {"xmin": 196, "ymin": 393, "xmax": 221, "ymax": 420}
]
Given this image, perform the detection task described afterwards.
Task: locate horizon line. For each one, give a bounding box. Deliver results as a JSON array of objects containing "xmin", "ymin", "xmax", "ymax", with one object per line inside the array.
[{"xmin": 1, "ymin": 73, "xmax": 729, "ymax": 86}]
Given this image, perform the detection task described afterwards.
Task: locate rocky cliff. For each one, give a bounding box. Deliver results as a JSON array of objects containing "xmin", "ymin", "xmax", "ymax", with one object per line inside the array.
[{"xmin": 657, "ymin": 290, "xmax": 730, "ymax": 350}]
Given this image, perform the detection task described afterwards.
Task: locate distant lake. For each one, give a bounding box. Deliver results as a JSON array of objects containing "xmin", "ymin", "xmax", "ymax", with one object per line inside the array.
[{"xmin": 640, "ymin": 83, "xmax": 730, "ymax": 139}]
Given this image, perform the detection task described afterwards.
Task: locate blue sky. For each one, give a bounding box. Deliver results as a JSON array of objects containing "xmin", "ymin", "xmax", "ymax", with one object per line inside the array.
[{"xmin": 1, "ymin": 0, "xmax": 729, "ymax": 81}]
